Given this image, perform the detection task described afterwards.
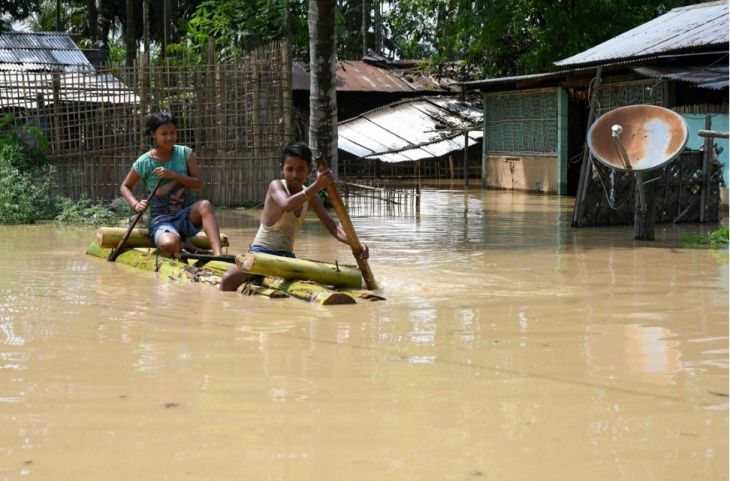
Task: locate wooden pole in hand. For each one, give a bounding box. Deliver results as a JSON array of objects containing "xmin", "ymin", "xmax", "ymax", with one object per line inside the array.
[
  {"xmin": 108, "ymin": 178, "xmax": 163, "ymax": 261},
  {"xmin": 316, "ymin": 157, "xmax": 378, "ymax": 290}
]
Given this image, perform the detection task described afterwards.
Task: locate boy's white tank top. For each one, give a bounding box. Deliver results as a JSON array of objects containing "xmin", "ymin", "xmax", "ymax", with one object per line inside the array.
[{"xmin": 252, "ymin": 180, "xmax": 308, "ymax": 253}]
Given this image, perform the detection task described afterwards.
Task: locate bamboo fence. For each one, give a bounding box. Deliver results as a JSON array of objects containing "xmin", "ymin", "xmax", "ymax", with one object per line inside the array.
[{"xmin": 0, "ymin": 40, "xmax": 293, "ymax": 206}]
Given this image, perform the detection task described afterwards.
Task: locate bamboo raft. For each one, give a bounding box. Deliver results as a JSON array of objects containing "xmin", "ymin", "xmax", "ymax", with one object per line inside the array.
[{"xmin": 88, "ymin": 227, "xmax": 384, "ymax": 305}]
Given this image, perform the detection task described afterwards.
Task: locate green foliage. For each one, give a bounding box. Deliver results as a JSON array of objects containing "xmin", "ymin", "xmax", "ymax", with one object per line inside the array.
[
  {"xmin": 682, "ymin": 228, "xmax": 729, "ymax": 248},
  {"xmin": 382, "ymin": 0, "xmax": 704, "ymax": 79},
  {"xmin": 0, "ymin": 0, "xmax": 40, "ymax": 21},
  {"xmin": 54, "ymin": 197, "xmax": 121, "ymax": 227},
  {"xmin": 170, "ymin": 0, "xmax": 308, "ymax": 63},
  {"xmin": 0, "ymin": 144, "xmax": 59, "ymax": 224},
  {"xmin": 0, "ymin": 113, "xmax": 49, "ymax": 171}
]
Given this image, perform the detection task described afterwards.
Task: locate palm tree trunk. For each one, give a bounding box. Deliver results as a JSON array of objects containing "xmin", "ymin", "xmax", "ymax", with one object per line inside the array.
[
  {"xmin": 308, "ymin": 0, "xmax": 338, "ymax": 177},
  {"xmin": 87, "ymin": 0, "xmax": 98, "ymax": 41},
  {"xmin": 125, "ymin": 0, "xmax": 135, "ymax": 67}
]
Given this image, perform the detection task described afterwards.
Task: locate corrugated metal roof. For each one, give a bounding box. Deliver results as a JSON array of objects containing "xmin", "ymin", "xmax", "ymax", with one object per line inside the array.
[
  {"xmin": 0, "ymin": 32, "xmax": 93, "ymax": 71},
  {"xmin": 293, "ymin": 60, "xmax": 445, "ymax": 93},
  {"xmin": 556, "ymin": 1, "xmax": 729, "ymax": 67},
  {"xmin": 0, "ymin": 71, "xmax": 139, "ymax": 108},
  {"xmin": 459, "ymin": 70, "xmax": 574, "ymax": 89},
  {"xmin": 338, "ymin": 97, "xmax": 483, "ymax": 163},
  {"xmin": 633, "ymin": 64, "xmax": 729, "ymax": 90}
]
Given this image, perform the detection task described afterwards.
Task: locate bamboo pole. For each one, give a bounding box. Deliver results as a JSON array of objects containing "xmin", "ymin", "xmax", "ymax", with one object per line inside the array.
[
  {"xmin": 236, "ymin": 252, "xmax": 362, "ymax": 288},
  {"xmin": 316, "ymin": 157, "xmax": 378, "ymax": 290},
  {"xmin": 572, "ymin": 67, "xmax": 602, "ymax": 227},
  {"xmin": 97, "ymin": 227, "xmax": 229, "ymax": 250}
]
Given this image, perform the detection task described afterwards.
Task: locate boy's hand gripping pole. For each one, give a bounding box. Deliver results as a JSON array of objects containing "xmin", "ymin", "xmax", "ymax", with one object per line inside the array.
[{"xmin": 315, "ymin": 157, "xmax": 378, "ymax": 290}]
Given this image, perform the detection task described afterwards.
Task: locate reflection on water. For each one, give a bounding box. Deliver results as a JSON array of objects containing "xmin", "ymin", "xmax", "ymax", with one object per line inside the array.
[{"xmin": 0, "ymin": 189, "xmax": 727, "ymax": 480}]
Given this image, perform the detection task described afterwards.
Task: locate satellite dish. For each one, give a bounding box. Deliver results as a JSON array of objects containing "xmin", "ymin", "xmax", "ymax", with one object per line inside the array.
[{"xmin": 587, "ymin": 104, "xmax": 689, "ymax": 172}]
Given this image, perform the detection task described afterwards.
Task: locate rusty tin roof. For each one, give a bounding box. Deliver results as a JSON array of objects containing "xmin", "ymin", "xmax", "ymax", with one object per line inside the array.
[
  {"xmin": 338, "ymin": 97, "xmax": 483, "ymax": 163},
  {"xmin": 293, "ymin": 60, "xmax": 445, "ymax": 93},
  {"xmin": 556, "ymin": 1, "xmax": 729, "ymax": 67}
]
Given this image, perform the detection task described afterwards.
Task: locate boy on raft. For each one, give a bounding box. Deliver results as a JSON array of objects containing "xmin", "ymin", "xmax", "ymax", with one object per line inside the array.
[{"xmin": 220, "ymin": 141, "xmax": 368, "ymax": 291}]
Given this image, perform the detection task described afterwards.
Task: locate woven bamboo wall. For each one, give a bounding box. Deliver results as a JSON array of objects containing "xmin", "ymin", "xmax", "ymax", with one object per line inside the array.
[
  {"xmin": 0, "ymin": 40, "xmax": 293, "ymax": 206},
  {"xmin": 484, "ymin": 88, "xmax": 558, "ymax": 154}
]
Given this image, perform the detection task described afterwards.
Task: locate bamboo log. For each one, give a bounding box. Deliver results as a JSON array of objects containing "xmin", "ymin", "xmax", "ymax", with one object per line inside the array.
[
  {"xmin": 87, "ymin": 243, "xmax": 383, "ymax": 302},
  {"xmin": 87, "ymin": 242, "xmax": 199, "ymax": 283},
  {"xmin": 338, "ymin": 288, "xmax": 387, "ymax": 302},
  {"xmin": 97, "ymin": 227, "xmax": 229, "ymax": 250},
  {"xmin": 261, "ymin": 277, "xmax": 356, "ymax": 305},
  {"xmin": 237, "ymin": 283, "xmax": 290, "ymax": 298},
  {"xmin": 236, "ymin": 252, "xmax": 362, "ymax": 288},
  {"xmin": 316, "ymin": 157, "xmax": 378, "ymax": 290},
  {"xmin": 87, "ymin": 242, "xmax": 278, "ymax": 299}
]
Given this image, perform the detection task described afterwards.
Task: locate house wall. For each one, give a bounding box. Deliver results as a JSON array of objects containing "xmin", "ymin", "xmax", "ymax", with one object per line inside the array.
[
  {"xmin": 682, "ymin": 113, "xmax": 729, "ymax": 207},
  {"xmin": 483, "ymin": 154, "xmax": 559, "ymax": 193},
  {"xmin": 482, "ymin": 87, "xmax": 566, "ymax": 194}
]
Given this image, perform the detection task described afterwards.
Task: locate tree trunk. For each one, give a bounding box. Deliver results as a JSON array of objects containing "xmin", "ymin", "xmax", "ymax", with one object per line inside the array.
[
  {"xmin": 362, "ymin": 0, "xmax": 368, "ymax": 57},
  {"xmin": 125, "ymin": 0, "xmax": 136, "ymax": 68},
  {"xmin": 374, "ymin": 0, "xmax": 382, "ymax": 53},
  {"xmin": 56, "ymin": 0, "xmax": 61, "ymax": 31},
  {"xmin": 87, "ymin": 0, "xmax": 99, "ymax": 42},
  {"xmin": 308, "ymin": 0, "xmax": 339, "ymax": 176}
]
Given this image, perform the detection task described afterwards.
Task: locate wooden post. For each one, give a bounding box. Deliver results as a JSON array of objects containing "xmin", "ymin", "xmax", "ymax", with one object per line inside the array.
[
  {"xmin": 139, "ymin": 0, "xmax": 150, "ymax": 150},
  {"xmin": 572, "ymin": 67, "xmax": 602, "ymax": 227},
  {"xmin": 463, "ymin": 131, "xmax": 469, "ymax": 187},
  {"xmin": 556, "ymin": 87, "xmax": 569, "ymax": 195},
  {"xmin": 633, "ymin": 173, "xmax": 657, "ymax": 241},
  {"xmin": 699, "ymin": 115, "xmax": 712, "ymax": 223},
  {"xmin": 52, "ymin": 70, "xmax": 62, "ymax": 154},
  {"xmin": 316, "ymin": 157, "xmax": 378, "ymax": 290},
  {"xmin": 281, "ymin": 40, "xmax": 293, "ymax": 140},
  {"xmin": 449, "ymin": 154, "xmax": 455, "ymax": 179}
]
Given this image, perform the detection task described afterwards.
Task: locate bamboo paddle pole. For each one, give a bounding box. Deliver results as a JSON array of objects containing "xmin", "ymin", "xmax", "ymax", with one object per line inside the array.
[
  {"xmin": 108, "ymin": 178, "xmax": 163, "ymax": 261},
  {"xmin": 315, "ymin": 157, "xmax": 378, "ymax": 290}
]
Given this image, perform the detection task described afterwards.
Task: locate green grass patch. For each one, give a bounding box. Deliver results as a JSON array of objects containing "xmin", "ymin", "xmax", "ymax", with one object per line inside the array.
[{"xmin": 682, "ymin": 227, "xmax": 729, "ymax": 247}]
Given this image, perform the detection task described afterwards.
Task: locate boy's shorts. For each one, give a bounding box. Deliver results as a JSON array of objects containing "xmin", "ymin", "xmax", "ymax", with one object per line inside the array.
[
  {"xmin": 249, "ymin": 245, "xmax": 296, "ymax": 258},
  {"xmin": 151, "ymin": 205, "xmax": 201, "ymax": 246}
]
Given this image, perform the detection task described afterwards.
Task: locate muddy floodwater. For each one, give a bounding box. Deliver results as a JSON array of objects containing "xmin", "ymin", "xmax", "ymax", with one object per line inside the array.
[{"xmin": 0, "ymin": 188, "xmax": 727, "ymax": 480}]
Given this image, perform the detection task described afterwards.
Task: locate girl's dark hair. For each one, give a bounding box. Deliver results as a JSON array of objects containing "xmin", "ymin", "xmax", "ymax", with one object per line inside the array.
[
  {"xmin": 281, "ymin": 141, "xmax": 312, "ymax": 166},
  {"xmin": 145, "ymin": 111, "xmax": 176, "ymax": 136}
]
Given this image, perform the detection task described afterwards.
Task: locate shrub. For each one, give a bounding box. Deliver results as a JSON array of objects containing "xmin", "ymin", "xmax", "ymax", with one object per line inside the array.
[
  {"xmin": 54, "ymin": 197, "xmax": 121, "ymax": 227},
  {"xmin": 0, "ymin": 144, "xmax": 59, "ymax": 224}
]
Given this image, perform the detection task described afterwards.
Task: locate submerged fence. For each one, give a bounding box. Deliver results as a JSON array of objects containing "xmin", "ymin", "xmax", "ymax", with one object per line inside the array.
[
  {"xmin": 0, "ymin": 40, "xmax": 293, "ymax": 205},
  {"xmin": 575, "ymin": 149, "xmax": 723, "ymax": 227}
]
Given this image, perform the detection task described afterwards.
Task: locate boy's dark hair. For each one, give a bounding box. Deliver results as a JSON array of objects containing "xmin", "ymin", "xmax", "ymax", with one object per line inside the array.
[
  {"xmin": 281, "ymin": 141, "xmax": 312, "ymax": 166},
  {"xmin": 145, "ymin": 111, "xmax": 176, "ymax": 136}
]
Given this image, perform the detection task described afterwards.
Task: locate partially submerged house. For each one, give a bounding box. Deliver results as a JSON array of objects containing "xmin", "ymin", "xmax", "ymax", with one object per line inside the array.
[
  {"xmin": 292, "ymin": 55, "xmax": 453, "ymax": 138},
  {"xmin": 461, "ymin": 0, "xmax": 728, "ymax": 209},
  {"xmin": 337, "ymin": 96, "xmax": 483, "ymax": 179}
]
